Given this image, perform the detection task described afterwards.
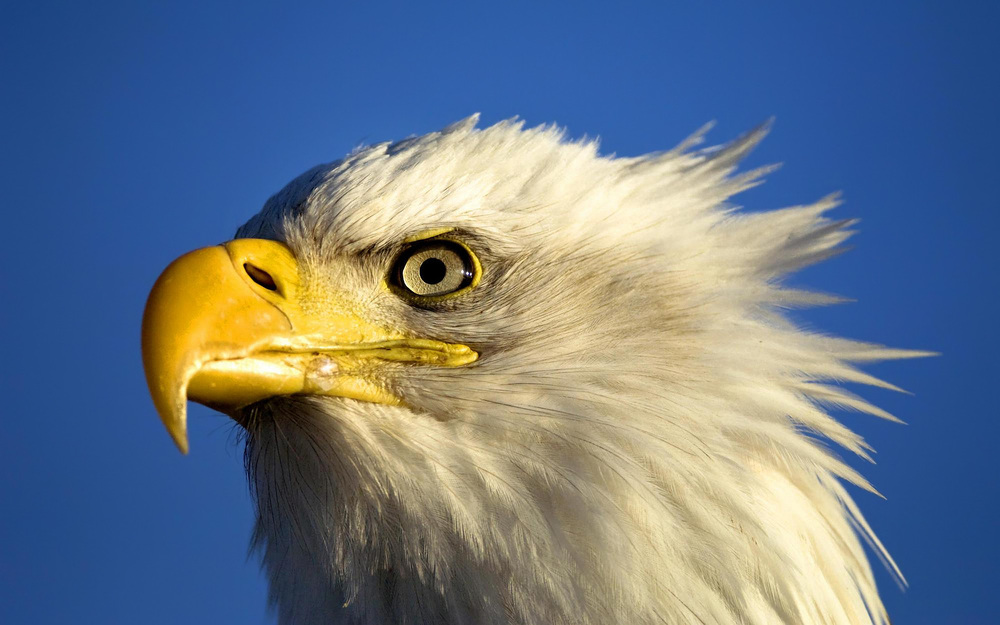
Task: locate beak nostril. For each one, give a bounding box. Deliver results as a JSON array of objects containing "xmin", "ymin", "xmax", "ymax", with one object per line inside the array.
[{"xmin": 244, "ymin": 263, "xmax": 278, "ymax": 291}]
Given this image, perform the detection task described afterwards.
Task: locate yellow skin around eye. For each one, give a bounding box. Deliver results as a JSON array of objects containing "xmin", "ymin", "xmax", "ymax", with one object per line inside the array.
[{"xmin": 385, "ymin": 229, "xmax": 483, "ymax": 303}]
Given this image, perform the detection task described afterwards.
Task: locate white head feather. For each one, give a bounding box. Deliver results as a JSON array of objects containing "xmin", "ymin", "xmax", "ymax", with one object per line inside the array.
[{"xmin": 234, "ymin": 115, "xmax": 923, "ymax": 625}]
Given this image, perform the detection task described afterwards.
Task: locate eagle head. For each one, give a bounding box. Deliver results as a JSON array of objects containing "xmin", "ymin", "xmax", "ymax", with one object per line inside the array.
[{"xmin": 142, "ymin": 115, "xmax": 923, "ymax": 625}]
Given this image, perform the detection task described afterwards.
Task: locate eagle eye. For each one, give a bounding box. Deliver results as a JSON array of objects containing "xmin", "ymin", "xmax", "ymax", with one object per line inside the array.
[{"xmin": 391, "ymin": 239, "xmax": 479, "ymax": 299}]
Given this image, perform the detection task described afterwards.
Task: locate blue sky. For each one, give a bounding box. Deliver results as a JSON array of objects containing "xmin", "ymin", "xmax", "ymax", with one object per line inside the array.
[{"xmin": 1, "ymin": 2, "xmax": 996, "ymax": 623}]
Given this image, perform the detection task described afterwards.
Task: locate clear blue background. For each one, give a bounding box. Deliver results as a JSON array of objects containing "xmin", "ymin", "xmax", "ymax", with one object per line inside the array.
[{"xmin": 1, "ymin": 2, "xmax": 996, "ymax": 623}]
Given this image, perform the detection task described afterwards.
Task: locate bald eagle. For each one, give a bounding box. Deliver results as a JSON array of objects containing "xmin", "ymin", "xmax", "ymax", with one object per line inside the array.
[{"xmin": 142, "ymin": 115, "xmax": 924, "ymax": 625}]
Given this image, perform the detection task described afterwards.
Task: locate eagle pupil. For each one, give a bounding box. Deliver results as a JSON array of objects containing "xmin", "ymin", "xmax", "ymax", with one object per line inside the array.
[{"xmin": 419, "ymin": 257, "xmax": 447, "ymax": 285}]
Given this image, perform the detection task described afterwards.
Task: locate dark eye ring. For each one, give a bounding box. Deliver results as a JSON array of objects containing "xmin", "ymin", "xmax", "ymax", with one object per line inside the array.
[{"xmin": 391, "ymin": 239, "xmax": 479, "ymax": 299}]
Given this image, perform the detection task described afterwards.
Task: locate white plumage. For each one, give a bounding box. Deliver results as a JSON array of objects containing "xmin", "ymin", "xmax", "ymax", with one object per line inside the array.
[{"xmin": 230, "ymin": 115, "xmax": 922, "ymax": 624}]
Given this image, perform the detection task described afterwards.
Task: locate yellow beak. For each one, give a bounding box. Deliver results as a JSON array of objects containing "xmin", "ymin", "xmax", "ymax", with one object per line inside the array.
[{"xmin": 141, "ymin": 239, "xmax": 477, "ymax": 454}]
